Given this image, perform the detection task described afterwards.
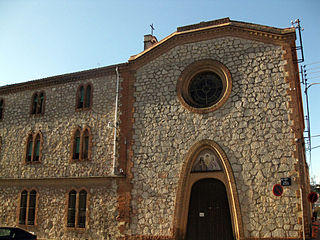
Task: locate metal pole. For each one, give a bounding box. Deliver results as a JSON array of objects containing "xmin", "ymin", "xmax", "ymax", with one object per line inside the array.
[
  {"xmin": 300, "ymin": 188, "xmax": 306, "ymax": 240},
  {"xmin": 297, "ymin": 19, "xmax": 304, "ymax": 63},
  {"xmin": 303, "ymin": 66, "xmax": 312, "ymax": 162},
  {"xmin": 112, "ymin": 67, "xmax": 120, "ymax": 175}
]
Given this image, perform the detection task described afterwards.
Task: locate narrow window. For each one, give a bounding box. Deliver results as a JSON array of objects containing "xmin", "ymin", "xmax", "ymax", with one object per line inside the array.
[
  {"xmin": 67, "ymin": 190, "xmax": 77, "ymax": 227},
  {"xmin": 73, "ymin": 130, "xmax": 81, "ymax": 160},
  {"xmin": 33, "ymin": 134, "xmax": 41, "ymax": 162},
  {"xmin": 32, "ymin": 94, "xmax": 38, "ymax": 114},
  {"xmin": 77, "ymin": 86, "xmax": 84, "ymax": 109},
  {"xmin": 19, "ymin": 190, "xmax": 28, "ymax": 225},
  {"xmin": 38, "ymin": 92, "xmax": 45, "ymax": 114},
  {"xmin": 27, "ymin": 190, "xmax": 36, "ymax": 225},
  {"xmin": 85, "ymin": 85, "xmax": 91, "ymax": 108},
  {"xmin": 26, "ymin": 135, "xmax": 33, "ymax": 163},
  {"xmin": 0, "ymin": 99, "xmax": 3, "ymax": 120},
  {"xmin": 78, "ymin": 190, "xmax": 87, "ymax": 228},
  {"xmin": 82, "ymin": 129, "xmax": 89, "ymax": 160}
]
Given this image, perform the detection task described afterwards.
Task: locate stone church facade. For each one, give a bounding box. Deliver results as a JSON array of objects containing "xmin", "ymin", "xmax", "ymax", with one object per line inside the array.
[{"xmin": 0, "ymin": 18, "xmax": 312, "ymax": 239}]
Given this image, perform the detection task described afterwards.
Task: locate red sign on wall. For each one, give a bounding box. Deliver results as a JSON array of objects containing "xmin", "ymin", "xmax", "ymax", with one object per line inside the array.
[
  {"xmin": 308, "ymin": 192, "xmax": 319, "ymax": 203},
  {"xmin": 272, "ymin": 184, "xmax": 283, "ymax": 197}
]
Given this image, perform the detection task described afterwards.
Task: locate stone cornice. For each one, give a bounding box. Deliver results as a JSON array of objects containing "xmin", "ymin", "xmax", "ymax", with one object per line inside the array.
[
  {"xmin": 0, "ymin": 176, "xmax": 124, "ymax": 187},
  {"xmin": 128, "ymin": 18, "xmax": 296, "ymax": 70},
  {"xmin": 0, "ymin": 63, "xmax": 128, "ymax": 95}
]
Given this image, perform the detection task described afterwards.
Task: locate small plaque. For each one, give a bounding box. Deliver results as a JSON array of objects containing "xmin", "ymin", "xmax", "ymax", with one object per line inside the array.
[
  {"xmin": 199, "ymin": 212, "xmax": 205, "ymax": 217},
  {"xmin": 281, "ymin": 177, "xmax": 291, "ymax": 186}
]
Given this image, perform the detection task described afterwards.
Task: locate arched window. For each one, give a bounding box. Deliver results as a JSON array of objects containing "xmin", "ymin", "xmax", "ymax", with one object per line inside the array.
[
  {"xmin": 25, "ymin": 132, "xmax": 42, "ymax": 163},
  {"xmin": 78, "ymin": 190, "xmax": 87, "ymax": 228},
  {"xmin": 38, "ymin": 92, "xmax": 45, "ymax": 114},
  {"xmin": 85, "ymin": 85, "xmax": 91, "ymax": 108},
  {"xmin": 0, "ymin": 99, "xmax": 4, "ymax": 120},
  {"xmin": 72, "ymin": 129, "xmax": 81, "ymax": 160},
  {"xmin": 77, "ymin": 85, "xmax": 84, "ymax": 109},
  {"xmin": 76, "ymin": 83, "xmax": 92, "ymax": 110},
  {"xmin": 33, "ymin": 134, "xmax": 41, "ymax": 162},
  {"xmin": 67, "ymin": 189, "xmax": 87, "ymax": 228},
  {"xmin": 28, "ymin": 190, "xmax": 37, "ymax": 225},
  {"xmin": 67, "ymin": 190, "xmax": 77, "ymax": 227},
  {"xmin": 18, "ymin": 189, "xmax": 37, "ymax": 226},
  {"xmin": 31, "ymin": 93, "xmax": 38, "ymax": 114},
  {"xmin": 71, "ymin": 127, "xmax": 91, "ymax": 161},
  {"xmin": 82, "ymin": 129, "xmax": 90, "ymax": 160},
  {"xmin": 19, "ymin": 190, "xmax": 28, "ymax": 225},
  {"xmin": 31, "ymin": 91, "xmax": 45, "ymax": 115},
  {"xmin": 26, "ymin": 134, "xmax": 33, "ymax": 163}
]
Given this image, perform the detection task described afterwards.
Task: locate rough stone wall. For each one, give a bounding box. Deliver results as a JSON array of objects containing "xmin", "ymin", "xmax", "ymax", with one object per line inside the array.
[
  {"xmin": 131, "ymin": 37, "xmax": 301, "ymax": 238},
  {"xmin": 0, "ymin": 183, "xmax": 120, "ymax": 240},
  {"xmin": 0, "ymin": 75, "xmax": 119, "ymax": 178}
]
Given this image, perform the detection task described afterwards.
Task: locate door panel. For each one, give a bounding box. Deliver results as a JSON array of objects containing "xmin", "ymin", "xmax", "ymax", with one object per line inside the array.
[{"xmin": 186, "ymin": 178, "xmax": 233, "ymax": 240}]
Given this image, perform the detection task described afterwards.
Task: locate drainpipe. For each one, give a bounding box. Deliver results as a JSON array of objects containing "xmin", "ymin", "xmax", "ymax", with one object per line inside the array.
[
  {"xmin": 112, "ymin": 67, "xmax": 120, "ymax": 175},
  {"xmin": 300, "ymin": 188, "xmax": 306, "ymax": 240}
]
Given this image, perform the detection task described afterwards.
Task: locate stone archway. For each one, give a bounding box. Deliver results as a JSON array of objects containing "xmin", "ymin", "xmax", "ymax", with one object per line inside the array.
[{"xmin": 173, "ymin": 139, "xmax": 244, "ymax": 240}]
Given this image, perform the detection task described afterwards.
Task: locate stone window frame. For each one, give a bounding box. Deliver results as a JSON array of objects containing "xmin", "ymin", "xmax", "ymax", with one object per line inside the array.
[
  {"xmin": 0, "ymin": 98, "xmax": 4, "ymax": 120},
  {"xmin": 75, "ymin": 83, "xmax": 93, "ymax": 111},
  {"xmin": 17, "ymin": 188, "xmax": 39, "ymax": 227},
  {"xmin": 70, "ymin": 126, "xmax": 92, "ymax": 162},
  {"xmin": 24, "ymin": 131, "xmax": 43, "ymax": 164},
  {"xmin": 30, "ymin": 91, "xmax": 46, "ymax": 115},
  {"xmin": 177, "ymin": 59, "xmax": 232, "ymax": 114},
  {"xmin": 65, "ymin": 188, "xmax": 90, "ymax": 230}
]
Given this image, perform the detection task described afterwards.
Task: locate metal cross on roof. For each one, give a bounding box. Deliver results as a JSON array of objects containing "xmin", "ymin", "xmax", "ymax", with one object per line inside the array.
[{"xmin": 150, "ymin": 24, "xmax": 155, "ymax": 35}]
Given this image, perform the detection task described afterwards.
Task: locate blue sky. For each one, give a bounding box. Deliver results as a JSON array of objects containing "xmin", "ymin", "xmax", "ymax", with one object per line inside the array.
[{"xmin": 1, "ymin": 0, "xmax": 320, "ymax": 183}]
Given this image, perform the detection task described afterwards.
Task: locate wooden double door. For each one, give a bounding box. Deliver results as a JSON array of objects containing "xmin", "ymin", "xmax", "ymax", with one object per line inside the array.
[{"xmin": 186, "ymin": 178, "xmax": 234, "ymax": 240}]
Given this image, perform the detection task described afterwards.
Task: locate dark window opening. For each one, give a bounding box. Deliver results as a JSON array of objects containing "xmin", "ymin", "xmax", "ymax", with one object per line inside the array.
[
  {"xmin": 77, "ymin": 84, "xmax": 92, "ymax": 109},
  {"xmin": 27, "ymin": 190, "xmax": 36, "ymax": 225},
  {"xmin": 33, "ymin": 135, "xmax": 40, "ymax": 162},
  {"xmin": 26, "ymin": 137, "xmax": 33, "ymax": 163},
  {"xmin": 0, "ymin": 99, "xmax": 4, "ymax": 120},
  {"xmin": 38, "ymin": 92, "xmax": 44, "ymax": 114},
  {"xmin": 67, "ymin": 190, "xmax": 77, "ymax": 227},
  {"xmin": 67, "ymin": 190, "xmax": 87, "ymax": 228},
  {"xmin": 25, "ymin": 132, "xmax": 42, "ymax": 163},
  {"xmin": 82, "ymin": 131, "xmax": 89, "ymax": 159},
  {"xmin": 19, "ymin": 190, "xmax": 37, "ymax": 226},
  {"xmin": 78, "ymin": 190, "xmax": 87, "ymax": 228},
  {"xmin": 32, "ymin": 94, "xmax": 38, "ymax": 114},
  {"xmin": 78, "ymin": 86, "xmax": 84, "ymax": 109},
  {"xmin": 85, "ymin": 85, "xmax": 91, "ymax": 108},
  {"xmin": 19, "ymin": 191, "xmax": 28, "ymax": 225},
  {"xmin": 31, "ymin": 92, "xmax": 45, "ymax": 115},
  {"xmin": 73, "ymin": 131, "xmax": 81, "ymax": 160}
]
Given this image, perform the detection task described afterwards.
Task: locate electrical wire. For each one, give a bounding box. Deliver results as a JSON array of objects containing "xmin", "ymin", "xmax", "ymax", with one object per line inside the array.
[{"xmin": 305, "ymin": 61, "xmax": 320, "ymax": 66}]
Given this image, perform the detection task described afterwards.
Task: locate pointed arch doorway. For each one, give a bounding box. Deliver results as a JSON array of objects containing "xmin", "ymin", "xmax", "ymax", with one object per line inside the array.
[{"xmin": 173, "ymin": 140, "xmax": 244, "ymax": 240}]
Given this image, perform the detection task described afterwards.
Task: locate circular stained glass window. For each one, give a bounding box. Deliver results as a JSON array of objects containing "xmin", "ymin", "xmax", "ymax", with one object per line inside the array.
[{"xmin": 188, "ymin": 71, "xmax": 223, "ymax": 108}]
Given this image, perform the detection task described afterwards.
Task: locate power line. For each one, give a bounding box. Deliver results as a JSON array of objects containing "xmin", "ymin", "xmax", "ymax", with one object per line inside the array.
[
  {"xmin": 307, "ymin": 70, "xmax": 320, "ymax": 74},
  {"xmin": 311, "ymin": 145, "xmax": 320, "ymax": 150},
  {"xmin": 307, "ymin": 76, "xmax": 320, "ymax": 80},
  {"xmin": 305, "ymin": 61, "xmax": 320, "ymax": 66}
]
